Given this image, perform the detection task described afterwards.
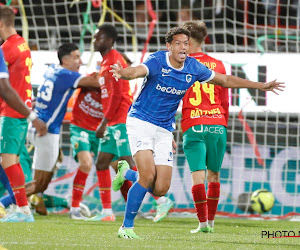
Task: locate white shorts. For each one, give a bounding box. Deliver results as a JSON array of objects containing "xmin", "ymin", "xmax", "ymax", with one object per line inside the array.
[
  {"xmin": 32, "ymin": 132, "xmax": 60, "ymax": 172},
  {"xmin": 126, "ymin": 117, "xmax": 174, "ymax": 166}
]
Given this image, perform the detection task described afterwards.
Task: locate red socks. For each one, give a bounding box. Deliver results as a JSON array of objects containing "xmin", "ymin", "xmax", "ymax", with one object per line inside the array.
[
  {"xmin": 97, "ymin": 169, "xmax": 111, "ymax": 209},
  {"xmin": 207, "ymin": 182, "xmax": 220, "ymax": 221},
  {"xmin": 4, "ymin": 163, "xmax": 27, "ymax": 207},
  {"xmin": 72, "ymin": 169, "xmax": 89, "ymax": 207},
  {"xmin": 120, "ymin": 180, "xmax": 132, "ymax": 202},
  {"xmin": 191, "ymin": 184, "xmax": 207, "ymax": 222}
]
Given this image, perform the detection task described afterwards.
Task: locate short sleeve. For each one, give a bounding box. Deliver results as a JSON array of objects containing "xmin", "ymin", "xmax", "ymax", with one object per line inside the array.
[
  {"xmin": 0, "ymin": 49, "xmax": 9, "ymax": 79},
  {"xmin": 142, "ymin": 54, "xmax": 161, "ymax": 78},
  {"xmin": 61, "ymin": 70, "xmax": 83, "ymax": 89},
  {"xmin": 195, "ymin": 60, "xmax": 215, "ymax": 83}
]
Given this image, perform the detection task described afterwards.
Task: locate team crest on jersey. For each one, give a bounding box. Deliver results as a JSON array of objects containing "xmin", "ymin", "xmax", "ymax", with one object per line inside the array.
[{"xmin": 186, "ymin": 74, "xmax": 192, "ymax": 83}]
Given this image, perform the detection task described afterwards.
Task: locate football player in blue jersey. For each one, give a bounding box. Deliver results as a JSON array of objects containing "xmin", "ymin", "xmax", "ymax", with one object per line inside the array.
[
  {"xmin": 25, "ymin": 43, "xmax": 101, "ymax": 208},
  {"xmin": 110, "ymin": 26, "xmax": 284, "ymax": 239}
]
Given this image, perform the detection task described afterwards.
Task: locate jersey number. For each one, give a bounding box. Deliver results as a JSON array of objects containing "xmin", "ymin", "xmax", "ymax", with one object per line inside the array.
[
  {"xmin": 189, "ymin": 81, "xmax": 215, "ymax": 106},
  {"xmin": 37, "ymin": 80, "xmax": 54, "ymax": 102},
  {"xmin": 25, "ymin": 57, "xmax": 32, "ymax": 84}
]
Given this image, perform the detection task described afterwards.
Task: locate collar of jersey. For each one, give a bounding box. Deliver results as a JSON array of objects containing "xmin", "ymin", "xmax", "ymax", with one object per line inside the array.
[{"xmin": 166, "ymin": 52, "xmax": 184, "ymax": 71}]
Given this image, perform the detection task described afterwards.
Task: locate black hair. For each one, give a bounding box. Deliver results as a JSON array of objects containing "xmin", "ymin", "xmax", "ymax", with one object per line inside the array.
[
  {"xmin": 57, "ymin": 43, "xmax": 78, "ymax": 65},
  {"xmin": 97, "ymin": 24, "xmax": 118, "ymax": 43},
  {"xmin": 165, "ymin": 27, "xmax": 190, "ymax": 44}
]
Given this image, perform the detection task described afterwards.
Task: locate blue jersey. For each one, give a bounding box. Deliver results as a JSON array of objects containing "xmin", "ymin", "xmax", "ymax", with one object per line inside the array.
[
  {"xmin": 35, "ymin": 65, "xmax": 83, "ymax": 134},
  {"xmin": 0, "ymin": 48, "xmax": 9, "ymax": 79},
  {"xmin": 128, "ymin": 51, "xmax": 215, "ymax": 131}
]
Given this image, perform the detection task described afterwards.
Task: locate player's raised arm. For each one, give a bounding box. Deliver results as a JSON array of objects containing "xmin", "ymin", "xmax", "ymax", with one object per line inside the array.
[
  {"xmin": 110, "ymin": 61, "xmax": 147, "ymax": 80},
  {"xmin": 209, "ymin": 72, "xmax": 285, "ymax": 95}
]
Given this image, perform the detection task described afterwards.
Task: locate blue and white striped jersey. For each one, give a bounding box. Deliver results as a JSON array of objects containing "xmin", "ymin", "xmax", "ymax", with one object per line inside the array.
[
  {"xmin": 0, "ymin": 48, "xmax": 9, "ymax": 79},
  {"xmin": 128, "ymin": 51, "xmax": 215, "ymax": 131},
  {"xmin": 35, "ymin": 65, "xmax": 84, "ymax": 134}
]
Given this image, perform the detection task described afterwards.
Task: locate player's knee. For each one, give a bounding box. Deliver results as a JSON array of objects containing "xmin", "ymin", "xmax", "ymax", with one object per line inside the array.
[
  {"xmin": 79, "ymin": 161, "xmax": 92, "ymax": 173},
  {"xmin": 95, "ymin": 160, "xmax": 109, "ymax": 171},
  {"xmin": 153, "ymin": 183, "xmax": 170, "ymax": 196},
  {"xmin": 139, "ymin": 174, "xmax": 155, "ymax": 187},
  {"xmin": 207, "ymin": 170, "xmax": 219, "ymax": 182}
]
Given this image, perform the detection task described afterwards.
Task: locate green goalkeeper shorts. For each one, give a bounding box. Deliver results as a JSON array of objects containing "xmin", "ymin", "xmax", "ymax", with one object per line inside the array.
[{"xmin": 183, "ymin": 125, "xmax": 227, "ymax": 173}]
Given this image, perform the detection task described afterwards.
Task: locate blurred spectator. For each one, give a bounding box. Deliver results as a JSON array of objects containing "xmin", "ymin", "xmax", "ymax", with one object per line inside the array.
[
  {"xmin": 176, "ymin": 1, "xmax": 193, "ymax": 25},
  {"xmin": 135, "ymin": 1, "xmax": 151, "ymax": 27},
  {"xmin": 261, "ymin": 0, "xmax": 277, "ymax": 25}
]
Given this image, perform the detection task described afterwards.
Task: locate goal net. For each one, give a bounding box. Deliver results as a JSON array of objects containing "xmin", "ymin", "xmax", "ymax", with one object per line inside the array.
[{"xmin": 7, "ymin": 0, "xmax": 299, "ymax": 217}]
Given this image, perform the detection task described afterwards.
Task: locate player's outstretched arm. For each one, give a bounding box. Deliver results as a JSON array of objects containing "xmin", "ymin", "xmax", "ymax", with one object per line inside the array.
[
  {"xmin": 0, "ymin": 78, "xmax": 47, "ymax": 135},
  {"xmin": 210, "ymin": 72, "xmax": 285, "ymax": 95},
  {"xmin": 110, "ymin": 61, "xmax": 147, "ymax": 80},
  {"xmin": 77, "ymin": 72, "xmax": 99, "ymax": 88}
]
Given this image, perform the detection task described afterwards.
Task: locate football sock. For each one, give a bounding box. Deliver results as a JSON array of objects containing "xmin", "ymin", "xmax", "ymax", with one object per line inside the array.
[
  {"xmin": 156, "ymin": 196, "xmax": 167, "ymax": 205},
  {"xmin": 19, "ymin": 205, "xmax": 31, "ymax": 215},
  {"xmin": 208, "ymin": 220, "xmax": 214, "ymax": 227},
  {"xmin": 123, "ymin": 182, "xmax": 147, "ymax": 228},
  {"xmin": 207, "ymin": 182, "xmax": 220, "ymax": 223},
  {"xmin": 192, "ymin": 184, "xmax": 208, "ymax": 227},
  {"xmin": 102, "ymin": 208, "xmax": 113, "ymax": 215},
  {"xmin": 43, "ymin": 194, "xmax": 68, "ymax": 208},
  {"xmin": 70, "ymin": 206, "xmax": 80, "ymax": 213},
  {"xmin": 120, "ymin": 180, "xmax": 132, "ymax": 202},
  {"xmin": 72, "ymin": 169, "xmax": 89, "ymax": 207},
  {"xmin": 124, "ymin": 169, "xmax": 138, "ymax": 182},
  {"xmin": 0, "ymin": 165, "xmax": 16, "ymax": 204},
  {"xmin": 97, "ymin": 169, "xmax": 111, "ymax": 209},
  {"xmin": 0, "ymin": 194, "xmax": 14, "ymax": 208},
  {"xmin": 4, "ymin": 163, "xmax": 28, "ymax": 207}
]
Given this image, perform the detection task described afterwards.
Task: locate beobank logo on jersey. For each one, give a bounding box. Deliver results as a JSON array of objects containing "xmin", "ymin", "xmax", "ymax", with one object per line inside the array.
[{"xmin": 156, "ymin": 83, "xmax": 187, "ymax": 95}]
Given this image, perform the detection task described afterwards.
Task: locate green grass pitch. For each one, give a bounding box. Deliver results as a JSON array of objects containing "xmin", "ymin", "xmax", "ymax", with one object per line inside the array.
[{"xmin": 0, "ymin": 215, "xmax": 299, "ymax": 249}]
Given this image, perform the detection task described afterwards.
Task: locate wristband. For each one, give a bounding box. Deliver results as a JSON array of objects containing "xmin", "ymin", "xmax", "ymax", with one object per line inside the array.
[{"xmin": 27, "ymin": 111, "xmax": 37, "ymax": 122}]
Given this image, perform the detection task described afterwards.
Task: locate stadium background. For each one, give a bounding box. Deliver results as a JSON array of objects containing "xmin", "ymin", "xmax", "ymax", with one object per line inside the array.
[{"xmin": 4, "ymin": 0, "xmax": 300, "ymax": 217}]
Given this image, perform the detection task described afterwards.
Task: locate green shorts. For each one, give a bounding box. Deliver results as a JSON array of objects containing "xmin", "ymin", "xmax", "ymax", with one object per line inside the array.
[
  {"xmin": 0, "ymin": 116, "xmax": 28, "ymax": 155},
  {"xmin": 98, "ymin": 123, "xmax": 131, "ymax": 157},
  {"xmin": 70, "ymin": 124, "xmax": 100, "ymax": 161},
  {"xmin": 183, "ymin": 125, "xmax": 227, "ymax": 173},
  {"xmin": 19, "ymin": 144, "xmax": 33, "ymax": 183}
]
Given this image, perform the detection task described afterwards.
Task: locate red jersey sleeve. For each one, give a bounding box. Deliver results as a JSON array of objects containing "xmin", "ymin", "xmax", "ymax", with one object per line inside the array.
[{"xmin": 99, "ymin": 50, "xmax": 132, "ymax": 126}]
